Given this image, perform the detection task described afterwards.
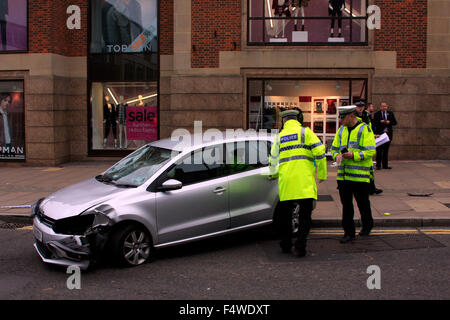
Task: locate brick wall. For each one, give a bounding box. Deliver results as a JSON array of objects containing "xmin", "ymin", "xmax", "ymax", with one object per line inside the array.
[
  {"xmin": 160, "ymin": 0, "xmax": 174, "ymax": 55},
  {"xmin": 191, "ymin": 0, "xmax": 241, "ymax": 68},
  {"xmin": 374, "ymin": 0, "xmax": 427, "ymax": 68},
  {"xmin": 29, "ymin": 0, "xmax": 88, "ymax": 57}
]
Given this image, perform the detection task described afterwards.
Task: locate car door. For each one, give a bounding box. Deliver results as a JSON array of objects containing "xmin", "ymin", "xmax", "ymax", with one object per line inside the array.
[
  {"xmin": 225, "ymin": 140, "xmax": 278, "ymax": 228},
  {"xmin": 154, "ymin": 144, "xmax": 230, "ymax": 244}
]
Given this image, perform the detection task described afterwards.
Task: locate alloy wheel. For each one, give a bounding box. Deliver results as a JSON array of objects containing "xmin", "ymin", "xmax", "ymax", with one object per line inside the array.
[{"xmin": 122, "ymin": 230, "xmax": 151, "ymax": 266}]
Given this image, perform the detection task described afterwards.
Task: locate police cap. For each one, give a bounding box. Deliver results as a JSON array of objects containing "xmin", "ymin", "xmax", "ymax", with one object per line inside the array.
[
  {"xmin": 338, "ymin": 105, "xmax": 357, "ymax": 117},
  {"xmin": 354, "ymin": 100, "xmax": 366, "ymax": 108},
  {"xmin": 280, "ymin": 109, "xmax": 300, "ymax": 118}
]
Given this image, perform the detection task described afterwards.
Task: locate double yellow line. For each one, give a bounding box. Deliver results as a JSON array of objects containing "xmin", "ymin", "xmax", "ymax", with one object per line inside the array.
[
  {"xmin": 310, "ymin": 229, "xmax": 450, "ymax": 236},
  {"xmin": 15, "ymin": 226, "xmax": 450, "ymax": 235}
]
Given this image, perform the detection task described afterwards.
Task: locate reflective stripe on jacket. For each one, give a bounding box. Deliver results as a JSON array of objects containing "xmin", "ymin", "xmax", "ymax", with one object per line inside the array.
[
  {"xmin": 269, "ymin": 120, "xmax": 327, "ymax": 201},
  {"xmin": 330, "ymin": 122, "xmax": 376, "ymax": 183}
]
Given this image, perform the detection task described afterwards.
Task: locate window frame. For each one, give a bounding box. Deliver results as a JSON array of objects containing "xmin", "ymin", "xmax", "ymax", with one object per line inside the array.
[
  {"xmin": 0, "ymin": 0, "xmax": 29, "ymax": 54},
  {"xmin": 247, "ymin": 0, "xmax": 369, "ymax": 46},
  {"xmin": 87, "ymin": 0, "xmax": 160, "ymax": 157}
]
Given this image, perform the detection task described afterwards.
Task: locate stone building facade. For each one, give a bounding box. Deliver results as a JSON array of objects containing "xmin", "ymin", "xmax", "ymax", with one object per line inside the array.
[{"xmin": 0, "ymin": 0, "xmax": 448, "ymax": 166}]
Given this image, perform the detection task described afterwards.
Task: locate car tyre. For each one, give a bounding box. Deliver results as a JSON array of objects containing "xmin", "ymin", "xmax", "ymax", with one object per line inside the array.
[{"xmin": 109, "ymin": 224, "xmax": 153, "ymax": 267}]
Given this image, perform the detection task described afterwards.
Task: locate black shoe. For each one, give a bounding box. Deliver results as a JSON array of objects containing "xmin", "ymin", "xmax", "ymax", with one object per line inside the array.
[
  {"xmin": 340, "ymin": 235, "xmax": 355, "ymax": 243},
  {"xmin": 374, "ymin": 188, "xmax": 383, "ymax": 195},
  {"xmin": 359, "ymin": 229, "xmax": 372, "ymax": 236},
  {"xmin": 294, "ymin": 25, "xmax": 298, "ymax": 31},
  {"xmin": 383, "ymin": 167, "xmax": 392, "ymax": 169},
  {"xmin": 301, "ymin": 25, "xmax": 305, "ymax": 31},
  {"xmin": 376, "ymin": 167, "xmax": 381, "ymax": 170},
  {"xmin": 294, "ymin": 247, "xmax": 306, "ymax": 257},
  {"xmin": 338, "ymin": 33, "xmax": 342, "ymax": 37}
]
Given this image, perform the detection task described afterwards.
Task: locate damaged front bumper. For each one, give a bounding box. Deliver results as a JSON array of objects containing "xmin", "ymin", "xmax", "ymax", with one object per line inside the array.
[{"xmin": 33, "ymin": 215, "xmax": 111, "ymax": 270}]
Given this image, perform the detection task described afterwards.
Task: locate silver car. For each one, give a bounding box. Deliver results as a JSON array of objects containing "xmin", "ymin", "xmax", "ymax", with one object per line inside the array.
[{"xmin": 32, "ymin": 134, "xmax": 279, "ymax": 269}]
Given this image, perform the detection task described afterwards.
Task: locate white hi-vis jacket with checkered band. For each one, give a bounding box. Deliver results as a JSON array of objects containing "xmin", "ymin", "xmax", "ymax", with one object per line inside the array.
[
  {"xmin": 269, "ymin": 120, "xmax": 327, "ymax": 201},
  {"xmin": 330, "ymin": 122, "xmax": 376, "ymax": 183}
]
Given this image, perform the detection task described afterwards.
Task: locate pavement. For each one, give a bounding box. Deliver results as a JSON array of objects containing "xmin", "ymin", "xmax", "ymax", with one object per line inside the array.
[{"xmin": 1, "ymin": 160, "xmax": 450, "ymax": 227}]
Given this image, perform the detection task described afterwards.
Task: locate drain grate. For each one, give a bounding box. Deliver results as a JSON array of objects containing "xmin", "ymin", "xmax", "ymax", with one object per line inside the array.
[{"xmin": 0, "ymin": 223, "xmax": 30, "ymax": 229}]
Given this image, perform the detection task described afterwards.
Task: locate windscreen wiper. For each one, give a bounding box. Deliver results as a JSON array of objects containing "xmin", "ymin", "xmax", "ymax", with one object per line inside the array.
[{"xmin": 95, "ymin": 175, "xmax": 113, "ymax": 183}]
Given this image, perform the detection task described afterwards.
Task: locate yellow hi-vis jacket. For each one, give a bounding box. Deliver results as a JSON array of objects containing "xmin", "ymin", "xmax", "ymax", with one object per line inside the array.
[
  {"xmin": 330, "ymin": 122, "xmax": 376, "ymax": 183},
  {"xmin": 269, "ymin": 120, "xmax": 327, "ymax": 201}
]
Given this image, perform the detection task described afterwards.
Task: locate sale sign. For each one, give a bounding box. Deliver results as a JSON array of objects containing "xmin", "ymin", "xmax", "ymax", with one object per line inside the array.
[{"xmin": 126, "ymin": 106, "xmax": 158, "ymax": 141}]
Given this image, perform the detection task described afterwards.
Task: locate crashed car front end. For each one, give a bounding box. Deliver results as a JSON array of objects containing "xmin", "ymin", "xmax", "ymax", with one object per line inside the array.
[{"xmin": 31, "ymin": 199, "xmax": 115, "ymax": 270}]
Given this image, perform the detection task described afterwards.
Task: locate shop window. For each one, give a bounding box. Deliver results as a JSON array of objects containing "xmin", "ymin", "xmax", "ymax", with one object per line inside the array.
[
  {"xmin": 0, "ymin": 80, "xmax": 25, "ymax": 160},
  {"xmin": 248, "ymin": 78, "xmax": 367, "ymax": 155},
  {"xmin": 248, "ymin": 0, "xmax": 367, "ymax": 45},
  {"xmin": 90, "ymin": 82, "xmax": 158, "ymax": 151},
  {"xmin": 90, "ymin": 0, "xmax": 157, "ymax": 54},
  {"xmin": 0, "ymin": 0, "xmax": 27, "ymax": 52}
]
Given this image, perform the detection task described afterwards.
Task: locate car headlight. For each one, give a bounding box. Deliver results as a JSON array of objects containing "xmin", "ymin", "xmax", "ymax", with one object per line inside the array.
[
  {"xmin": 53, "ymin": 214, "xmax": 96, "ymax": 235},
  {"xmin": 53, "ymin": 205, "xmax": 115, "ymax": 235},
  {"xmin": 30, "ymin": 198, "xmax": 45, "ymax": 218}
]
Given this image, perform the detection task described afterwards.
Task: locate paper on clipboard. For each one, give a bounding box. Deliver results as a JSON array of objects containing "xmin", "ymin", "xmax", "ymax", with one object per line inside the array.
[{"xmin": 375, "ymin": 133, "xmax": 390, "ymax": 147}]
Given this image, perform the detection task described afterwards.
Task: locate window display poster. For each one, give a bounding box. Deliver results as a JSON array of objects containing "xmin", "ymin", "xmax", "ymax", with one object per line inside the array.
[
  {"xmin": 126, "ymin": 106, "xmax": 157, "ymax": 141},
  {"xmin": 0, "ymin": 0, "xmax": 27, "ymax": 52},
  {"xmin": 0, "ymin": 82, "xmax": 25, "ymax": 160},
  {"xmin": 91, "ymin": 0, "xmax": 157, "ymax": 53}
]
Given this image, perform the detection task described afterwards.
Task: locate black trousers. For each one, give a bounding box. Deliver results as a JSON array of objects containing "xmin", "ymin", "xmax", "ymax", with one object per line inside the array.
[
  {"xmin": 0, "ymin": 20, "xmax": 6, "ymax": 50},
  {"xmin": 104, "ymin": 121, "xmax": 117, "ymax": 139},
  {"xmin": 279, "ymin": 198, "xmax": 314, "ymax": 250},
  {"xmin": 376, "ymin": 141, "xmax": 391, "ymax": 168},
  {"xmin": 337, "ymin": 180, "xmax": 373, "ymax": 237},
  {"xmin": 329, "ymin": 9, "xmax": 342, "ymax": 29}
]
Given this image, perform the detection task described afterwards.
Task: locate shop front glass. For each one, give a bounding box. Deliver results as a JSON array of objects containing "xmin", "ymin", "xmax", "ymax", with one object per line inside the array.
[
  {"xmin": 0, "ymin": 0, "xmax": 27, "ymax": 52},
  {"xmin": 248, "ymin": 0, "xmax": 367, "ymax": 45},
  {"xmin": 89, "ymin": 0, "xmax": 159, "ymax": 154},
  {"xmin": 248, "ymin": 78, "xmax": 367, "ymax": 154},
  {"xmin": 90, "ymin": 82, "xmax": 157, "ymax": 150},
  {"xmin": 0, "ymin": 80, "xmax": 25, "ymax": 160}
]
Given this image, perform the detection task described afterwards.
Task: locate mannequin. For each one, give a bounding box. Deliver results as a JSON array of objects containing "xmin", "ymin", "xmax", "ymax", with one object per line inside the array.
[
  {"xmin": 138, "ymin": 94, "xmax": 144, "ymax": 106},
  {"xmin": 0, "ymin": 93, "xmax": 12, "ymax": 145},
  {"xmin": 272, "ymin": 0, "xmax": 291, "ymax": 38},
  {"xmin": 292, "ymin": 0, "xmax": 309, "ymax": 31},
  {"xmin": 103, "ymin": 96, "xmax": 118, "ymax": 148},
  {"xmin": 117, "ymin": 95, "xmax": 128, "ymax": 149},
  {"xmin": 328, "ymin": 0, "xmax": 345, "ymax": 38}
]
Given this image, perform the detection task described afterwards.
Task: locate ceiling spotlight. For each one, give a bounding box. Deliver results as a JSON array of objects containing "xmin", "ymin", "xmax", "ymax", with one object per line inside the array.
[{"xmin": 265, "ymin": 83, "xmax": 272, "ymax": 91}]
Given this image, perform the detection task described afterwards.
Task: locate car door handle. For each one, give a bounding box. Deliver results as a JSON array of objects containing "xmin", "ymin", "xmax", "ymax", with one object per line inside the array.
[{"xmin": 213, "ymin": 187, "xmax": 226, "ymax": 194}]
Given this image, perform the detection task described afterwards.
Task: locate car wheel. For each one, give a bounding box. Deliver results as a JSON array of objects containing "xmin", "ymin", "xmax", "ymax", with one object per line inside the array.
[{"xmin": 110, "ymin": 224, "xmax": 153, "ymax": 267}]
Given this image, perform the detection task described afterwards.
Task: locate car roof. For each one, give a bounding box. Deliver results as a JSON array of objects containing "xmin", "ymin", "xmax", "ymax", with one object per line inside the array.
[{"xmin": 150, "ymin": 131, "xmax": 277, "ymax": 152}]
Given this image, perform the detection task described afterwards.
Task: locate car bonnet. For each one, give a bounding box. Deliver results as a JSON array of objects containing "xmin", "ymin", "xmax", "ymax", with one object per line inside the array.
[{"xmin": 39, "ymin": 177, "xmax": 127, "ymax": 220}]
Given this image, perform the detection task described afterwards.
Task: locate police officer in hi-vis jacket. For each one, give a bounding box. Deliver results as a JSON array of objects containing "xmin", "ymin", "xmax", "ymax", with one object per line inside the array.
[
  {"xmin": 331, "ymin": 105, "xmax": 376, "ymax": 243},
  {"xmin": 269, "ymin": 109, "xmax": 327, "ymax": 257}
]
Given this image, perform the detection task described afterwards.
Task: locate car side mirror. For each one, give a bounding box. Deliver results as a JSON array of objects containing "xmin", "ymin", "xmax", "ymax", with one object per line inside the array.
[{"xmin": 158, "ymin": 179, "xmax": 182, "ymax": 191}]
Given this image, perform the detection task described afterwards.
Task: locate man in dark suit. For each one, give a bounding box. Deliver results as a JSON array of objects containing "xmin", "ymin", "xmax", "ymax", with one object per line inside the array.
[
  {"xmin": 374, "ymin": 102, "xmax": 397, "ymax": 169},
  {"xmin": 0, "ymin": 0, "xmax": 8, "ymax": 51}
]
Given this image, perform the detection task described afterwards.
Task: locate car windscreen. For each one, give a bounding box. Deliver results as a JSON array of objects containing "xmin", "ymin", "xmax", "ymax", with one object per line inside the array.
[{"xmin": 98, "ymin": 145, "xmax": 179, "ymax": 187}]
